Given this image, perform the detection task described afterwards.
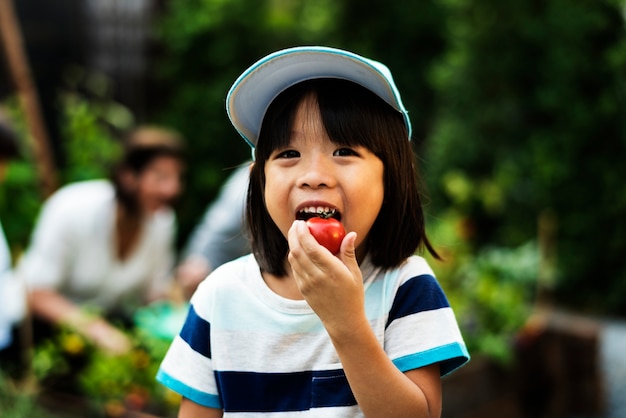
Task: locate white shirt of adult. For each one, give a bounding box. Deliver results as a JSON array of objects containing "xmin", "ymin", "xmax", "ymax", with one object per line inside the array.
[
  {"xmin": 0, "ymin": 219, "xmax": 26, "ymax": 349},
  {"xmin": 16, "ymin": 180, "xmax": 176, "ymax": 313}
]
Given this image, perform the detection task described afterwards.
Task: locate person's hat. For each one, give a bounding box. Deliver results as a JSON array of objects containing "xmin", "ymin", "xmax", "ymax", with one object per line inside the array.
[{"xmin": 226, "ymin": 46, "xmax": 412, "ymax": 148}]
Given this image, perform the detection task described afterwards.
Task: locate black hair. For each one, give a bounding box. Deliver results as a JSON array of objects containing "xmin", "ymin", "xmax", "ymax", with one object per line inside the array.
[{"xmin": 246, "ymin": 79, "xmax": 439, "ymax": 277}]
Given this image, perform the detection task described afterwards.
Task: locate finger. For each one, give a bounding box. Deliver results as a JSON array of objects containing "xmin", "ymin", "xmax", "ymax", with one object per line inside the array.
[
  {"xmin": 289, "ymin": 221, "xmax": 325, "ymax": 266},
  {"xmin": 339, "ymin": 231, "xmax": 361, "ymax": 279},
  {"xmin": 287, "ymin": 221, "xmax": 312, "ymax": 275}
]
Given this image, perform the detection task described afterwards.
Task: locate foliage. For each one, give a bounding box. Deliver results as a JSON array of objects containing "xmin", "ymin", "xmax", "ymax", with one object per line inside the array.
[
  {"xmin": 0, "ymin": 98, "xmax": 42, "ymax": 257},
  {"xmin": 32, "ymin": 326, "xmax": 180, "ymax": 417},
  {"xmin": 427, "ymin": 209, "xmax": 539, "ymax": 364},
  {"xmin": 426, "ymin": 0, "xmax": 626, "ymax": 315},
  {"xmin": 0, "ymin": 372, "xmax": 62, "ymax": 418},
  {"xmin": 59, "ymin": 92, "xmax": 126, "ymax": 183},
  {"xmin": 331, "ymin": 0, "xmax": 448, "ymax": 144}
]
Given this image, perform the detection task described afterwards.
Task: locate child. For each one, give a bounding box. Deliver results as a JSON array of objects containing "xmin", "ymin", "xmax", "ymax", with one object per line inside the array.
[{"xmin": 157, "ymin": 46, "xmax": 469, "ymax": 417}]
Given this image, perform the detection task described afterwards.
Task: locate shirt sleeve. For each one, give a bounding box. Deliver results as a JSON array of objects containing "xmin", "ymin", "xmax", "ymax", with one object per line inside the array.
[
  {"xmin": 156, "ymin": 278, "xmax": 223, "ymax": 408},
  {"xmin": 384, "ymin": 258, "xmax": 470, "ymax": 376}
]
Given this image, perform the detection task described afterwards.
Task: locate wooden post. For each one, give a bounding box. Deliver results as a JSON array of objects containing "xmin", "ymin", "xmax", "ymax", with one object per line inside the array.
[
  {"xmin": 0, "ymin": 0, "xmax": 58, "ymax": 197},
  {"xmin": 537, "ymin": 209, "xmax": 557, "ymax": 306}
]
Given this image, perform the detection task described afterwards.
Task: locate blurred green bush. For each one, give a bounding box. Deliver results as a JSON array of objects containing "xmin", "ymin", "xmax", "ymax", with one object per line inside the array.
[{"xmin": 425, "ymin": 0, "xmax": 626, "ymax": 315}]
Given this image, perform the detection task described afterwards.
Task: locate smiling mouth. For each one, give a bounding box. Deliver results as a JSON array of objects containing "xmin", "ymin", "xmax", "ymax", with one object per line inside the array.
[{"xmin": 296, "ymin": 207, "xmax": 341, "ymax": 221}]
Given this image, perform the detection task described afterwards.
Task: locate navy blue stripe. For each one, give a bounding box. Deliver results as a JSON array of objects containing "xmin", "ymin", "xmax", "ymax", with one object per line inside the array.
[
  {"xmin": 179, "ymin": 304, "xmax": 211, "ymax": 358},
  {"xmin": 215, "ymin": 369, "xmax": 356, "ymax": 412},
  {"xmin": 386, "ymin": 274, "xmax": 450, "ymax": 328}
]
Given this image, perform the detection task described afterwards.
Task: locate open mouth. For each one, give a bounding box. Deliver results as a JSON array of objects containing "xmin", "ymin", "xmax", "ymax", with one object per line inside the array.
[{"xmin": 296, "ymin": 206, "xmax": 341, "ymax": 221}]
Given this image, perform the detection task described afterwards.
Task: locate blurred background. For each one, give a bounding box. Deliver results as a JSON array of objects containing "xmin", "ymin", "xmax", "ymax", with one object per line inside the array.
[{"xmin": 1, "ymin": 0, "xmax": 625, "ymax": 417}]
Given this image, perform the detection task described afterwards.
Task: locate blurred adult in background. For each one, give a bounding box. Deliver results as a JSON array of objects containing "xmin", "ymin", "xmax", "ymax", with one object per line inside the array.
[
  {"xmin": 0, "ymin": 110, "xmax": 26, "ymax": 376},
  {"xmin": 17, "ymin": 126, "xmax": 185, "ymax": 355},
  {"xmin": 175, "ymin": 162, "xmax": 251, "ymax": 299}
]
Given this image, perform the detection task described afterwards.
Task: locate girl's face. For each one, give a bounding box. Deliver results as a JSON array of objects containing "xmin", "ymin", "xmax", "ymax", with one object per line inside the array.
[
  {"xmin": 264, "ymin": 95, "xmax": 384, "ymax": 254},
  {"xmin": 131, "ymin": 155, "xmax": 184, "ymax": 214}
]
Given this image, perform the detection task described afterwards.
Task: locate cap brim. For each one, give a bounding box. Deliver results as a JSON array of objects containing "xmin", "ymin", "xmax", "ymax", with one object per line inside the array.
[{"xmin": 226, "ymin": 46, "xmax": 411, "ymax": 148}]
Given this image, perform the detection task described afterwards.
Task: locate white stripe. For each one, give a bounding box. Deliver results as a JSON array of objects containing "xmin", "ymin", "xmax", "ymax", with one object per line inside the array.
[
  {"xmin": 212, "ymin": 329, "xmax": 342, "ymax": 373},
  {"xmin": 223, "ymin": 405, "xmax": 361, "ymax": 417},
  {"xmin": 385, "ymin": 307, "xmax": 464, "ymax": 359},
  {"xmin": 159, "ymin": 336, "xmax": 218, "ymax": 394}
]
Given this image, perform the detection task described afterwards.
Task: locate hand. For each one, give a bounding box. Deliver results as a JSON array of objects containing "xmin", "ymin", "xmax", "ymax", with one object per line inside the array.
[
  {"xmin": 287, "ymin": 220, "xmax": 365, "ymax": 336},
  {"xmin": 84, "ymin": 318, "xmax": 133, "ymax": 356}
]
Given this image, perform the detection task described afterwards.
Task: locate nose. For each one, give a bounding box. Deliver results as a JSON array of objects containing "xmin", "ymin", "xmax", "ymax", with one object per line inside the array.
[{"xmin": 298, "ymin": 154, "xmax": 336, "ymax": 189}]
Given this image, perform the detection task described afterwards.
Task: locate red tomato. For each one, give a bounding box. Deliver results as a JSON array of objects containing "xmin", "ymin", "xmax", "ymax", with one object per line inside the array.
[{"xmin": 306, "ymin": 217, "xmax": 346, "ymax": 255}]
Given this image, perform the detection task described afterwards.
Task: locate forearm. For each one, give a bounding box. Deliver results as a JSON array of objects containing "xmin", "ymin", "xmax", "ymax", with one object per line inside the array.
[
  {"xmin": 28, "ymin": 289, "xmax": 131, "ymax": 354},
  {"xmin": 178, "ymin": 398, "xmax": 223, "ymax": 418},
  {"xmin": 29, "ymin": 289, "xmax": 88, "ymax": 327},
  {"xmin": 328, "ymin": 318, "xmax": 441, "ymax": 418}
]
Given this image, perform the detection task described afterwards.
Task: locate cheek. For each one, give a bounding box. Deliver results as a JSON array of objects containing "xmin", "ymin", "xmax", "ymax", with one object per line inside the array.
[
  {"xmin": 349, "ymin": 170, "xmax": 384, "ymax": 241},
  {"xmin": 263, "ymin": 171, "xmax": 293, "ymax": 237}
]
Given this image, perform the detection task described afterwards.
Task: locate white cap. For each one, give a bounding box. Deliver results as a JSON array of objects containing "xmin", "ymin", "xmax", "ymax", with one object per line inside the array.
[{"xmin": 226, "ymin": 46, "xmax": 412, "ymax": 148}]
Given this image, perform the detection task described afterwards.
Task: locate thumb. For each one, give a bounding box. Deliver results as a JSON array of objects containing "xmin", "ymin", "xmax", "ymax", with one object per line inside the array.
[{"xmin": 339, "ymin": 231, "xmax": 359, "ymax": 271}]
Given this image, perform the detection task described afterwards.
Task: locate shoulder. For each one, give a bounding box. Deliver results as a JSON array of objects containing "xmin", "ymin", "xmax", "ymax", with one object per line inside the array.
[
  {"xmin": 45, "ymin": 180, "xmax": 113, "ymax": 210},
  {"xmin": 386, "ymin": 256, "xmax": 450, "ymax": 312},
  {"xmin": 54, "ymin": 179, "xmax": 112, "ymax": 198},
  {"xmin": 38, "ymin": 180, "xmax": 113, "ymax": 222},
  {"xmin": 198, "ymin": 254, "xmax": 253, "ymax": 290},
  {"xmin": 190, "ymin": 255, "xmax": 255, "ymax": 314},
  {"xmin": 394, "ymin": 255, "xmax": 437, "ymax": 284}
]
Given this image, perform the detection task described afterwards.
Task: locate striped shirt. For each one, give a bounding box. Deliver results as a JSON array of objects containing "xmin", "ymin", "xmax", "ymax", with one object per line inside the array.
[{"xmin": 157, "ymin": 254, "xmax": 469, "ymax": 416}]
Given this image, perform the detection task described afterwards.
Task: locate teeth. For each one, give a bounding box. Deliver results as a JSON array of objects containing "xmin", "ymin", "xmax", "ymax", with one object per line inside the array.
[{"xmin": 299, "ymin": 207, "xmax": 336, "ymax": 216}]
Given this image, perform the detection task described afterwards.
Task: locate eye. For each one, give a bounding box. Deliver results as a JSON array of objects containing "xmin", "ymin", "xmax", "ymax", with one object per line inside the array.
[
  {"xmin": 333, "ymin": 147, "xmax": 359, "ymax": 157},
  {"xmin": 273, "ymin": 149, "xmax": 300, "ymax": 159}
]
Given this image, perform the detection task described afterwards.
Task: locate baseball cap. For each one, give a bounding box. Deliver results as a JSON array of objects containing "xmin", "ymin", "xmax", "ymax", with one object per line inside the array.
[{"xmin": 226, "ymin": 46, "xmax": 412, "ymax": 149}]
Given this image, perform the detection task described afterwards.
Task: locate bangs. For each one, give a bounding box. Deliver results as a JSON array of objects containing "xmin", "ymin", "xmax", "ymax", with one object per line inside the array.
[
  {"xmin": 255, "ymin": 79, "xmax": 406, "ymax": 161},
  {"xmin": 317, "ymin": 81, "xmax": 406, "ymax": 157}
]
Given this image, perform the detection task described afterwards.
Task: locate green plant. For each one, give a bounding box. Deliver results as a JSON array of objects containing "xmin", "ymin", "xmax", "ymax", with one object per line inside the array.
[
  {"xmin": 0, "ymin": 372, "xmax": 61, "ymax": 418},
  {"xmin": 427, "ymin": 210, "xmax": 539, "ymax": 365},
  {"xmin": 60, "ymin": 92, "xmax": 126, "ymax": 183},
  {"xmin": 426, "ymin": 0, "xmax": 626, "ymax": 315},
  {"xmin": 32, "ymin": 326, "xmax": 180, "ymax": 417}
]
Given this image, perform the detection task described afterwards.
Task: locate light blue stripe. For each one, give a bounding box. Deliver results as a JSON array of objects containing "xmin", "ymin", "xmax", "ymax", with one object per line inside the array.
[
  {"xmin": 212, "ymin": 282, "xmax": 393, "ymax": 333},
  {"xmin": 392, "ymin": 342, "xmax": 470, "ymax": 376},
  {"xmin": 363, "ymin": 276, "xmax": 387, "ymax": 320},
  {"xmin": 156, "ymin": 369, "xmax": 223, "ymax": 409}
]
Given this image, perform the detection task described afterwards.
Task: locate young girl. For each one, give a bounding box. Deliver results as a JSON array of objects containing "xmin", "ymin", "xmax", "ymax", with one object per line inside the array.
[{"xmin": 157, "ymin": 46, "xmax": 469, "ymax": 418}]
